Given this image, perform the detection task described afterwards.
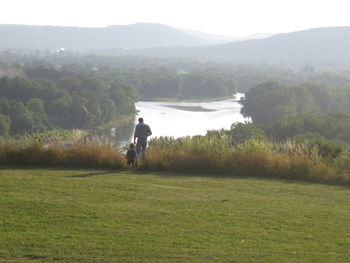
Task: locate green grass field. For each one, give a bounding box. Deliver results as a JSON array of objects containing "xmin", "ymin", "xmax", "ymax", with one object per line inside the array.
[{"xmin": 1, "ymin": 167, "xmax": 350, "ymax": 263}]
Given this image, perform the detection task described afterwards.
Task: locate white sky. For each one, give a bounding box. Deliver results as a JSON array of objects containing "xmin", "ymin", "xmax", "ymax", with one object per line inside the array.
[{"xmin": 1, "ymin": 0, "xmax": 349, "ymax": 37}]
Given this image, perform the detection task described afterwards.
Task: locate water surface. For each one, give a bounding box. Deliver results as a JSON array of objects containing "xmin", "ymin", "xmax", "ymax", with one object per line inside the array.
[{"xmin": 117, "ymin": 93, "xmax": 247, "ymax": 146}]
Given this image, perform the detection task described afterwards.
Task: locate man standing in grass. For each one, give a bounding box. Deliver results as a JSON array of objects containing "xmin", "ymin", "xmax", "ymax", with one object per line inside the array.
[{"xmin": 134, "ymin": 117, "xmax": 152, "ymax": 165}]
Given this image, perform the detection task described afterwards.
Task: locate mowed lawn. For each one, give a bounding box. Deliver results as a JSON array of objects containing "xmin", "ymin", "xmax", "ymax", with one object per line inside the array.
[{"xmin": 0, "ymin": 167, "xmax": 350, "ymax": 263}]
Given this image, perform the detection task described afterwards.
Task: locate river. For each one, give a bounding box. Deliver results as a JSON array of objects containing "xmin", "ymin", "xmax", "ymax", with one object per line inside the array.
[{"xmin": 115, "ymin": 93, "xmax": 248, "ymax": 147}]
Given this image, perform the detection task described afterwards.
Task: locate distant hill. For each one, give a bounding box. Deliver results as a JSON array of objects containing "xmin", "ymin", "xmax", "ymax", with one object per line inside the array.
[
  {"xmin": 0, "ymin": 23, "xmax": 214, "ymax": 51},
  {"xmin": 2, "ymin": 25, "xmax": 350, "ymax": 64},
  {"xmin": 180, "ymin": 29, "xmax": 236, "ymax": 44},
  {"xmin": 116, "ymin": 27, "xmax": 350, "ymax": 63},
  {"xmin": 181, "ymin": 29, "xmax": 271, "ymax": 44},
  {"xmin": 200, "ymin": 27, "xmax": 350, "ymax": 60}
]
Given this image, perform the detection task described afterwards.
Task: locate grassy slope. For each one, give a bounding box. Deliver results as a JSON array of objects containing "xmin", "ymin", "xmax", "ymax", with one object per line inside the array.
[{"xmin": 0, "ymin": 167, "xmax": 349, "ymax": 263}]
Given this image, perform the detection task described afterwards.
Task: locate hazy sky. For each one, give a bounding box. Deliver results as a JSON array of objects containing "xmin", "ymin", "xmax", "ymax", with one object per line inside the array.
[{"xmin": 1, "ymin": 0, "xmax": 349, "ymax": 36}]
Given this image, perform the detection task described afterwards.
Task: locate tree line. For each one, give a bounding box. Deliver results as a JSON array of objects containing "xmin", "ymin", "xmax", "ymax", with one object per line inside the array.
[
  {"xmin": 0, "ymin": 74, "xmax": 138, "ymax": 135},
  {"xmin": 2, "ymin": 52, "xmax": 350, "ymax": 137},
  {"xmin": 241, "ymin": 81, "xmax": 350, "ymax": 124},
  {"xmin": 4, "ymin": 52, "xmax": 350, "ymax": 95}
]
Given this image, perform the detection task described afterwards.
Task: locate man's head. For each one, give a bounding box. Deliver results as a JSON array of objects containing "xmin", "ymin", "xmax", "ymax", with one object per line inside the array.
[{"xmin": 138, "ymin": 117, "xmax": 144, "ymax": 123}]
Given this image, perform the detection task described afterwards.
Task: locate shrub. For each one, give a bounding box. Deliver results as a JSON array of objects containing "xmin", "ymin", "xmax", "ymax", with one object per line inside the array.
[
  {"xmin": 0, "ymin": 142, "xmax": 126, "ymax": 169},
  {"xmin": 144, "ymin": 136, "xmax": 349, "ymax": 185},
  {"xmin": 291, "ymin": 134, "xmax": 344, "ymax": 159}
]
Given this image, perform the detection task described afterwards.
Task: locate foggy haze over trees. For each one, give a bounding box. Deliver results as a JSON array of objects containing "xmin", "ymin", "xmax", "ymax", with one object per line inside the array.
[
  {"xmin": 2, "ymin": 23, "xmax": 350, "ymax": 144},
  {"xmin": 0, "ymin": 23, "xmax": 224, "ymax": 51},
  {"xmin": 2, "ymin": 25, "xmax": 350, "ymax": 67}
]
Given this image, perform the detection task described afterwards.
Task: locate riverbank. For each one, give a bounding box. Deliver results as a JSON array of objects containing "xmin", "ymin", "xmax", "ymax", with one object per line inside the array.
[
  {"xmin": 0, "ymin": 113, "xmax": 137, "ymax": 147},
  {"xmin": 1, "ymin": 167, "xmax": 349, "ymax": 263},
  {"xmin": 162, "ymin": 104, "xmax": 217, "ymax": 112},
  {"xmin": 95, "ymin": 113, "xmax": 136, "ymax": 131},
  {"xmin": 141, "ymin": 95, "xmax": 235, "ymax": 103}
]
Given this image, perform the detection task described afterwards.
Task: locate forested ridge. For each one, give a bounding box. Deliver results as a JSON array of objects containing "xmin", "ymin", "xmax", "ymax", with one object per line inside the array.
[
  {"xmin": 2, "ymin": 52, "xmax": 350, "ymax": 141},
  {"xmin": 0, "ymin": 23, "xmax": 212, "ymax": 50}
]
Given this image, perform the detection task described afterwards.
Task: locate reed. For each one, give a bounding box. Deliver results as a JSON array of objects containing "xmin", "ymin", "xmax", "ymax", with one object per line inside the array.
[
  {"xmin": 144, "ymin": 136, "xmax": 350, "ymax": 185},
  {"xmin": 0, "ymin": 142, "xmax": 126, "ymax": 169},
  {"xmin": 1, "ymin": 134, "xmax": 350, "ymax": 185}
]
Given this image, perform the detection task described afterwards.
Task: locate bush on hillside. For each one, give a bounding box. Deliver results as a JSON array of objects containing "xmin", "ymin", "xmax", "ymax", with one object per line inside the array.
[
  {"xmin": 0, "ymin": 142, "xmax": 126, "ymax": 169},
  {"xmin": 144, "ymin": 136, "xmax": 350, "ymax": 185}
]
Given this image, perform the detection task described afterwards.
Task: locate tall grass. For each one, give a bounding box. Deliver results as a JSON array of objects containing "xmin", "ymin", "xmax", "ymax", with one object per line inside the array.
[
  {"xmin": 2, "ymin": 133, "xmax": 350, "ymax": 185},
  {"xmin": 144, "ymin": 136, "xmax": 350, "ymax": 185},
  {"xmin": 0, "ymin": 129, "xmax": 81, "ymax": 147},
  {"xmin": 0, "ymin": 142, "xmax": 126, "ymax": 169}
]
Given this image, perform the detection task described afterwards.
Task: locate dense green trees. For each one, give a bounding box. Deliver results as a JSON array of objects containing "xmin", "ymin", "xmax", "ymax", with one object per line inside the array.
[
  {"xmin": 0, "ymin": 72, "xmax": 139, "ymax": 134},
  {"xmin": 240, "ymin": 80, "xmax": 350, "ymax": 151},
  {"xmin": 241, "ymin": 81, "xmax": 350, "ymax": 124},
  {"xmin": 20, "ymin": 62, "xmax": 239, "ymax": 100},
  {"xmin": 262, "ymin": 113, "xmax": 350, "ymax": 143},
  {"xmin": 0, "ymin": 98, "xmax": 46, "ymax": 134},
  {"xmin": 109, "ymin": 82, "xmax": 139, "ymax": 114},
  {"xmin": 120, "ymin": 68, "xmax": 237, "ymax": 99},
  {"xmin": 3, "ymin": 52, "xmax": 350, "ymax": 99},
  {"xmin": 0, "ymin": 114, "xmax": 10, "ymax": 136}
]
